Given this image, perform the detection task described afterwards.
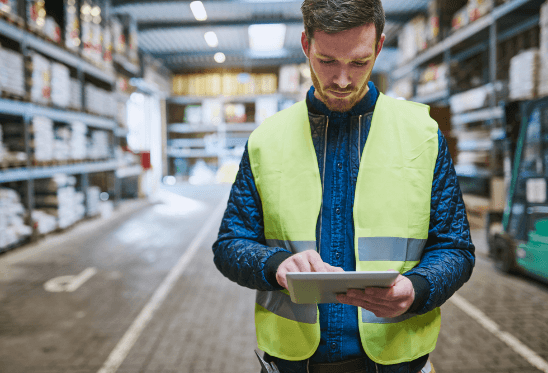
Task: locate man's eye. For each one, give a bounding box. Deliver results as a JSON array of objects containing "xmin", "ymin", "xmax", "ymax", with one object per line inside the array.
[
  {"xmin": 319, "ymin": 60, "xmax": 335, "ymax": 64},
  {"xmin": 353, "ymin": 62, "xmax": 367, "ymax": 67}
]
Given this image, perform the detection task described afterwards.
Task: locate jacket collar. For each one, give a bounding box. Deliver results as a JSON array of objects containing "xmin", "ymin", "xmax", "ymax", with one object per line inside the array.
[{"xmin": 306, "ymin": 81, "xmax": 379, "ymax": 118}]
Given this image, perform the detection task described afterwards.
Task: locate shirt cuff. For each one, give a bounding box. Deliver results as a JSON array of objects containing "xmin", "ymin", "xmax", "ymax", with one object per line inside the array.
[
  {"xmin": 264, "ymin": 251, "xmax": 293, "ymax": 288},
  {"xmin": 405, "ymin": 274, "xmax": 430, "ymax": 314}
]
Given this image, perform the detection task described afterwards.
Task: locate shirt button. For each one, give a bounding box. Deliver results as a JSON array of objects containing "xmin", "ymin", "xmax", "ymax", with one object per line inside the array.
[
  {"xmin": 335, "ymin": 253, "xmax": 340, "ymax": 259},
  {"xmin": 337, "ymin": 162, "xmax": 342, "ymax": 169},
  {"xmin": 331, "ymin": 342, "xmax": 337, "ymax": 350},
  {"xmin": 336, "ymin": 208, "xmax": 341, "ymax": 215}
]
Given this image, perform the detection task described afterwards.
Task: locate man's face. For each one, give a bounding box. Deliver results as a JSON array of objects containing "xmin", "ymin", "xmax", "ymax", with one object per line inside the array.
[{"xmin": 301, "ymin": 24, "xmax": 385, "ymax": 112}]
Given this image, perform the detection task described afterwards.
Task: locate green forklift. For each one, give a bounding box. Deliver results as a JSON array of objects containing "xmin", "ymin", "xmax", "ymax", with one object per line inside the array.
[{"xmin": 488, "ymin": 96, "xmax": 548, "ymax": 282}]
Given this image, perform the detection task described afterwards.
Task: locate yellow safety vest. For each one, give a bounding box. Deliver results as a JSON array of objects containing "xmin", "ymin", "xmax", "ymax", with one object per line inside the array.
[{"xmin": 248, "ymin": 93, "xmax": 441, "ymax": 364}]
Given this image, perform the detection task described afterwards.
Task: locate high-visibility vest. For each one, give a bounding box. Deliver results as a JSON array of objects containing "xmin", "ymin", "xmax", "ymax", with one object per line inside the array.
[{"xmin": 248, "ymin": 93, "xmax": 441, "ymax": 364}]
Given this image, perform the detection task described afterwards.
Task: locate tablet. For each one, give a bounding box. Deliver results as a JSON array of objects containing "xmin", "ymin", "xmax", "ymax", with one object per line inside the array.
[{"xmin": 286, "ymin": 271, "xmax": 399, "ymax": 304}]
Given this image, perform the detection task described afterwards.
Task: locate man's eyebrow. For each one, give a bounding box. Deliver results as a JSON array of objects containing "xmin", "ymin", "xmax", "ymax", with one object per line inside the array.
[{"xmin": 315, "ymin": 52, "xmax": 374, "ymax": 60}]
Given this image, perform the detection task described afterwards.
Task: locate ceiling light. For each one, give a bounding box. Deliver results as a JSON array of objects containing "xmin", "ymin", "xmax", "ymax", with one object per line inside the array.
[
  {"xmin": 190, "ymin": 1, "xmax": 207, "ymax": 21},
  {"xmin": 214, "ymin": 52, "xmax": 226, "ymax": 63},
  {"xmin": 248, "ymin": 24, "xmax": 286, "ymax": 51},
  {"xmin": 204, "ymin": 31, "xmax": 218, "ymax": 48}
]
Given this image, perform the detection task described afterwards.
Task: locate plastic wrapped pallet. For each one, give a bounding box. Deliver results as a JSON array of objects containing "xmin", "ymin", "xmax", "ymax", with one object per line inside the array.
[
  {"xmin": 27, "ymin": 0, "xmax": 46, "ymax": 33},
  {"xmin": 112, "ymin": 17, "xmax": 126, "ymax": 57},
  {"xmin": 0, "ymin": 47, "xmax": 26, "ymax": 98},
  {"xmin": 69, "ymin": 78, "xmax": 82, "ymax": 110},
  {"xmin": 35, "ymin": 174, "xmax": 84, "ymax": 229},
  {"xmin": 32, "ymin": 210, "xmax": 57, "ymax": 234},
  {"xmin": 53, "ymin": 126, "xmax": 71, "ymax": 161},
  {"xmin": 509, "ymin": 49, "xmax": 539, "ymax": 100},
  {"xmin": 51, "ymin": 62, "xmax": 71, "ymax": 108},
  {"xmin": 0, "ymin": 0, "xmax": 18, "ymax": 17},
  {"xmin": 65, "ymin": 0, "xmax": 80, "ymax": 52},
  {"xmin": 70, "ymin": 121, "xmax": 87, "ymax": 160},
  {"xmin": 103, "ymin": 21, "xmax": 114, "ymax": 70},
  {"xmin": 416, "ymin": 63, "xmax": 449, "ymax": 97},
  {"xmin": 30, "ymin": 53, "xmax": 52, "ymax": 105},
  {"xmin": 0, "ymin": 187, "xmax": 31, "ymax": 251},
  {"xmin": 88, "ymin": 130, "xmax": 109, "ymax": 159},
  {"xmin": 87, "ymin": 186, "xmax": 101, "ymax": 216},
  {"xmin": 43, "ymin": 16, "xmax": 61, "ymax": 44},
  {"xmin": 32, "ymin": 116, "xmax": 54, "ymax": 161}
]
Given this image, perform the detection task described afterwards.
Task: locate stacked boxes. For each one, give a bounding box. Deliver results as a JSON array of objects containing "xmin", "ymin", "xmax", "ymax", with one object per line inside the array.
[
  {"xmin": 34, "ymin": 174, "xmax": 85, "ymax": 229},
  {"xmin": 1, "ymin": 118, "xmax": 54, "ymax": 162},
  {"xmin": 0, "ymin": 122, "xmax": 28, "ymax": 164},
  {"xmin": 69, "ymin": 78, "xmax": 82, "ymax": 110},
  {"xmin": 70, "ymin": 121, "xmax": 87, "ymax": 160},
  {"xmin": 65, "ymin": 0, "xmax": 80, "ymax": 52},
  {"xmin": 51, "ymin": 62, "xmax": 71, "ymax": 108},
  {"xmin": 0, "ymin": 47, "xmax": 26, "ymax": 98},
  {"xmin": 0, "ymin": 0, "xmax": 18, "ymax": 18},
  {"xmin": 29, "ymin": 52, "xmax": 52, "ymax": 105},
  {"xmin": 86, "ymin": 186, "xmax": 101, "ymax": 216},
  {"xmin": 31, "ymin": 210, "xmax": 57, "ymax": 234},
  {"xmin": 88, "ymin": 130, "xmax": 109, "ymax": 159},
  {"xmin": 85, "ymin": 84, "xmax": 117, "ymax": 117},
  {"xmin": 509, "ymin": 49, "xmax": 539, "ymax": 100},
  {"xmin": 172, "ymin": 73, "xmax": 278, "ymax": 97},
  {"xmin": 0, "ymin": 188, "xmax": 32, "ymax": 251},
  {"xmin": 416, "ymin": 63, "xmax": 449, "ymax": 97}
]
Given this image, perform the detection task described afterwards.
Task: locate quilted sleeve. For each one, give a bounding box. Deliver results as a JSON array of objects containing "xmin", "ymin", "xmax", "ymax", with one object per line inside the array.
[
  {"xmin": 212, "ymin": 143, "xmax": 292, "ymax": 291},
  {"xmin": 403, "ymin": 130, "xmax": 476, "ymax": 314}
]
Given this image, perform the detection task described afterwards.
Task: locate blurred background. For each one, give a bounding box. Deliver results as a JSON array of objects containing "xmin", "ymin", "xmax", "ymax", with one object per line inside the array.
[{"xmin": 1, "ymin": 0, "xmax": 548, "ymax": 372}]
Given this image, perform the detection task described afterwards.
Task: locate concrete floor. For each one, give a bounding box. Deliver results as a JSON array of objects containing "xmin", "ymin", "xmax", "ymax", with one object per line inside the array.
[{"xmin": 0, "ymin": 184, "xmax": 547, "ymax": 373}]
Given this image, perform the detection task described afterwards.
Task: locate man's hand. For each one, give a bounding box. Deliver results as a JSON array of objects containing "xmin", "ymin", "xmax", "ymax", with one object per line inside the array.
[
  {"xmin": 336, "ymin": 273, "xmax": 415, "ymax": 318},
  {"xmin": 276, "ymin": 250, "xmax": 344, "ymax": 289}
]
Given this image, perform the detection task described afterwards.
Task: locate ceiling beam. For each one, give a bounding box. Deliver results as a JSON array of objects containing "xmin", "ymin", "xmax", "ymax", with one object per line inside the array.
[
  {"xmin": 151, "ymin": 47, "xmax": 305, "ymax": 60},
  {"xmin": 137, "ymin": 11, "xmax": 421, "ymax": 32},
  {"xmin": 138, "ymin": 17, "xmax": 303, "ymax": 31}
]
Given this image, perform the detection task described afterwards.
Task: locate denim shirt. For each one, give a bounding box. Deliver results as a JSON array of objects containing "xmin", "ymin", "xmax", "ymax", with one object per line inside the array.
[{"xmin": 212, "ymin": 82, "xmax": 476, "ymax": 373}]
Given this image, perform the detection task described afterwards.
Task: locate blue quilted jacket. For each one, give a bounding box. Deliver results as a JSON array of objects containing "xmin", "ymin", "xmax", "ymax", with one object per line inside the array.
[{"xmin": 213, "ymin": 83, "xmax": 475, "ymax": 373}]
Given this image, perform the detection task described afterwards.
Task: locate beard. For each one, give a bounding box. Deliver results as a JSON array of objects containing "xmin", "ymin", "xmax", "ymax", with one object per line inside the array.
[{"xmin": 309, "ymin": 61, "xmax": 371, "ymax": 113}]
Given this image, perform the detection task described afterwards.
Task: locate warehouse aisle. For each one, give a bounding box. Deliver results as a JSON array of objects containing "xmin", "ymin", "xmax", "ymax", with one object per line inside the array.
[
  {"xmin": 2, "ymin": 183, "xmax": 548, "ymax": 373},
  {"xmin": 0, "ymin": 183, "xmax": 260, "ymax": 373}
]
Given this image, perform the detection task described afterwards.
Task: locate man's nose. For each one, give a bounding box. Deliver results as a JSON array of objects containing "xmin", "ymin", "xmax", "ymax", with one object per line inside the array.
[{"xmin": 333, "ymin": 69, "xmax": 351, "ymax": 89}]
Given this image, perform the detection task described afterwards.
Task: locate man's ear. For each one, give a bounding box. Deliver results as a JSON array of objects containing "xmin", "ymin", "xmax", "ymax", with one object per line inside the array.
[
  {"xmin": 376, "ymin": 33, "xmax": 386, "ymax": 58},
  {"xmin": 301, "ymin": 31, "xmax": 310, "ymax": 59}
]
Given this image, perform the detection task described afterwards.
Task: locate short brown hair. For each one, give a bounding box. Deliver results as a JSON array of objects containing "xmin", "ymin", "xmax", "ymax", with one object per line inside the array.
[{"xmin": 301, "ymin": 0, "xmax": 385, "ymax": 44}]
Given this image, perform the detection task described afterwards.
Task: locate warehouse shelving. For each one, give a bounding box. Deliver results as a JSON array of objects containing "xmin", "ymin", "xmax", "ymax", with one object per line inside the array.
[
  {"xmin": 393, "ymin": 0, "xmax": 545, "ymax": 81},
  {"xmin": 0, "ymin": 18, "xmax": 115, "ymax": 85},
  {"xmin": 0, "ymin": 161, "xmax": 119, "ymax": 184},
  {"xmin": 391, "ymin": 0, "xmax": 546, "ymax": 201},
  {"xmin": 165, "ymin": 89, "xmax": 289, "ymax": 178},
  {"xmin": 0, "ymin": 98, "xmax": 117, "ymax": 130},
  {"xmin": 0, "ymin": 1, "xmax": 147, "ymax": 251}
]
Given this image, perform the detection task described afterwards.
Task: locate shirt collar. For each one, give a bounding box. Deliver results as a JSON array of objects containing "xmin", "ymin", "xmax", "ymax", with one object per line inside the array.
[{"xmin": 306, "ymin": 81, "xmax": 379, "ymax": 118}]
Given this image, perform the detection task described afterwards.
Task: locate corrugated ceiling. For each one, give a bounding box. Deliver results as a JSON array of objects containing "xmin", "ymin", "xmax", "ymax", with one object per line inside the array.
[{"xmin": 112, "ymin": 0, "xmax": 429, "ymax": 72}]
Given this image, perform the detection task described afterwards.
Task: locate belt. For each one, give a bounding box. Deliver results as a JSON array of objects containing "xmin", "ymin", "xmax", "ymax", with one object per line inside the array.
[
  {"xmin": 309, "ymin": 358, "xmax": 432, "ymax": 373},
  {"xmin": 309, "ymin": 357, "xmax": 369, "ymax": 373}
]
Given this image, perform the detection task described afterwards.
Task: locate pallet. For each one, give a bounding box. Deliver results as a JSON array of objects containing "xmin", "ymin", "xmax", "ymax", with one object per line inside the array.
[
  {"xmin": 32, "ymin": 160, "xmax": 58, "ymax": 168},
  {"xmin": 0, "ymin": 159, "xmax": 27, "ymax": 169},
  {"xmin": 1, "ymin": 91, "xmax": 28, "ymax": 102},
  {"xmin": 0, "ymin": 10, "xmax": 24, "ymax": 29}
]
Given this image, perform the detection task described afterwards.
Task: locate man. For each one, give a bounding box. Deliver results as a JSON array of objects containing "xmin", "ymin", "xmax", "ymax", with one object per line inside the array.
[{"xmin": 212, "ymin": 0, "xmax": 475, "ymax": 372}]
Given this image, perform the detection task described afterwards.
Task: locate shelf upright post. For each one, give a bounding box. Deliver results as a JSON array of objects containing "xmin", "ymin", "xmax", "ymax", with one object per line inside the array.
[
  {"xmin": 443, "ymin": 48, "xmax": 452, "ymax": 104},
  {"xmin": 489, "ymin": 21, "xmax": 499, "ymax": 179},
  {"xmin": 19, "ymin": 24, "xmax": 38, "ymax": 240}
]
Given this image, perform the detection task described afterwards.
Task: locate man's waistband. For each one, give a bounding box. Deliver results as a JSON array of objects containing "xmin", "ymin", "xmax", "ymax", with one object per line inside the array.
[{"xmin": 308, "ymin": 357, "xmax": 432, "ymax": 373}]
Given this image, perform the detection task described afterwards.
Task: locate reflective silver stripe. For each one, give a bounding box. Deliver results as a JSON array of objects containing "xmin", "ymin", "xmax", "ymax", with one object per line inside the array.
[
  {"xmin": 357, "ymin": 237, "xmax": 426, "ymax": 262},
  {"xmin": 266, "ymin": 239, "xmax": 316, "ymax": 254},
  {"xmin": 256, "ymin": 290, "xmax": 317, "ymax": 324},
  {"xmin": 362, "ymin": 309, "xmax": 418, "ymax": 324}
]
